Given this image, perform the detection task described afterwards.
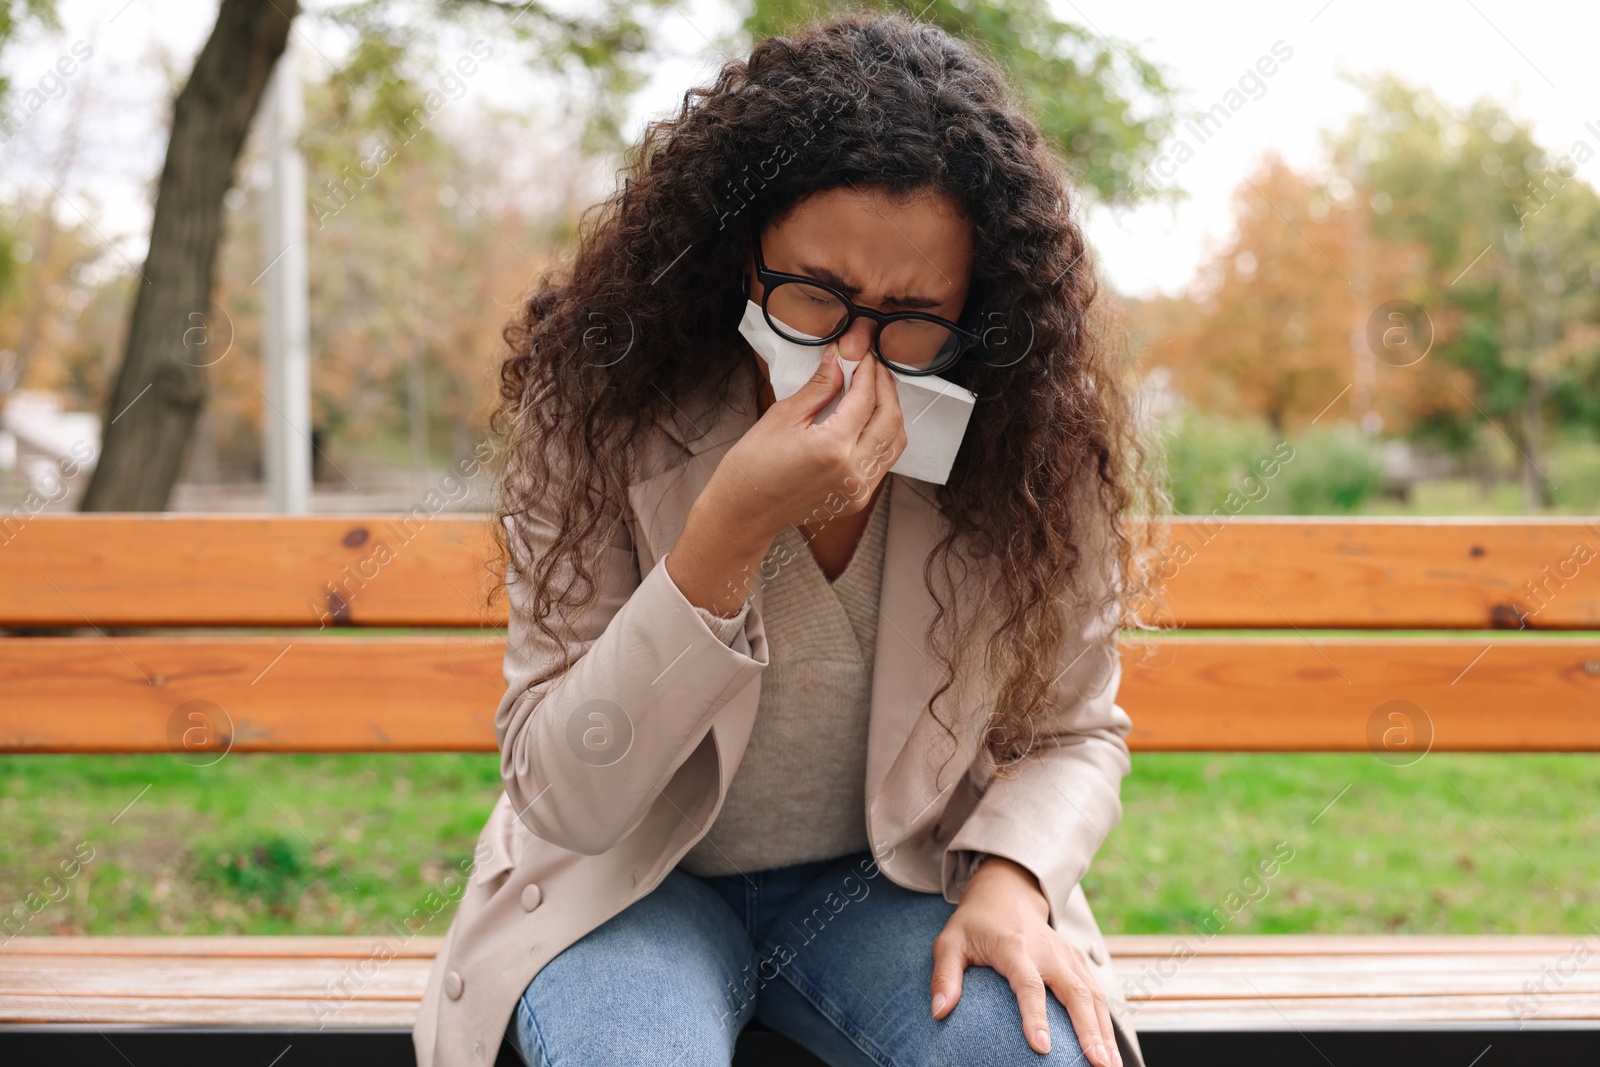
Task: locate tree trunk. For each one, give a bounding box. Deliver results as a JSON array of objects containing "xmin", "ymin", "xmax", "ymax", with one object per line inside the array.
[
  {"xmin": 1518, "ymin": 381, "xmax": 1550, "ymax": 512},
  {"xmin": 80, "ymin": 0, "xmax": 296, "ymax": 511}
]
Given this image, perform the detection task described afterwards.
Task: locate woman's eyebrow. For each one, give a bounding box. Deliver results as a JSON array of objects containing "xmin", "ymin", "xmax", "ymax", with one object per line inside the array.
[{"xmin": 796, "ymin": 261, "xmax": 945, "ymax": 310}]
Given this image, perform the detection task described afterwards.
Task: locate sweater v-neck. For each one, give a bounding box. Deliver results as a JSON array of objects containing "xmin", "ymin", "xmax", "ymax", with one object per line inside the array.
[
  {"xmin": 770, "ymin": 482, "xmax": 889, "ymax": 667},
  {"xmin": 794, "ymin": 483, "xmax": 887, "ymax": 589}
]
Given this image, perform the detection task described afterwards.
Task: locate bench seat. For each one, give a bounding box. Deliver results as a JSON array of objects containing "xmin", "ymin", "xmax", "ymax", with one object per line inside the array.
[
  {"xmin": 1110, "ymin": 934, "xmax": 1600, "ymax": 1029},
  {"xmin": 5, "ymin": 934, "xmax": 1597, "ymax": 1030}
]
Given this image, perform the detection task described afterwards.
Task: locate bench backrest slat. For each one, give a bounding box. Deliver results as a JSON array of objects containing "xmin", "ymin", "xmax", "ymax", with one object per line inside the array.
[
  {"xmin": 2, "ymin": 514, "xmax": 1596, "ymax": 756},
  {"xmin": 1, "ymin": 515, "xmax": 501, "ymax": 628},
  {"xmin": 5, "ymin": 516, "xmax": 1597, "ymax": 630},
  {"xmin": 2, "ymin": 634, "xmax": 1596, "ymax": 753}
]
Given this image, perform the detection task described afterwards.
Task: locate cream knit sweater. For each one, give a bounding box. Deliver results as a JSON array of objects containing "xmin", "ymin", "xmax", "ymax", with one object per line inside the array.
[{"xmin": 675, "ymin": 481, "xmax": 891, "ymax": 877}]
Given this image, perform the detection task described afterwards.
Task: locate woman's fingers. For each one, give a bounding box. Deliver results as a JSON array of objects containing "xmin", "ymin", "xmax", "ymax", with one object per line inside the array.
[
  {"xmin": 993, "ymin": 939, "xmax": 1056, "ymax": 1055},
  {"xmin": 928, "ymin": 929, "xmax": 967, "ymax": 1021},
  {"xmin": 857, "ymin": 358, "xmax": 907, "ymax": 473},
  {"xmin": 1083, "ymin": 950, "xmax": 1121, "ymax": 1067},
  {"xmin": 870, "ymin": 353, "xmax": 904, "ymax": 420},
  {"xmin": 1041, "ymin": 952, "xmax": 1118, "ymax": 1067},
  {"xmin": 830, "ymin": 344, "xmax": 878, "ymax": 437},
  {"xmin": 932, "ymin": 921, "xmax": 1122, "ymax": 1066},
  {"xmin": 784, "ymin": 343, "xmax": 845, "ymax": 424}
]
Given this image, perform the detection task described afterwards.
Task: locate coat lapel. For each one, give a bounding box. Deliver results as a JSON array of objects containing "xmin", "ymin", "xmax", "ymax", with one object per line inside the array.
[
  {"xmin": 864, "ymin": 472, "xmax": 996, "ymax": 883},
  {"xmin": 625, "ymin": 358, "xmax": 965, "ymax": 849}
]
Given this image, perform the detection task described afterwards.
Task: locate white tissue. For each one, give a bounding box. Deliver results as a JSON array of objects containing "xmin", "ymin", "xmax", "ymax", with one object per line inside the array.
[{"xmin": 737, "ymin": 299, "xmax": 975, "ymax": 484}]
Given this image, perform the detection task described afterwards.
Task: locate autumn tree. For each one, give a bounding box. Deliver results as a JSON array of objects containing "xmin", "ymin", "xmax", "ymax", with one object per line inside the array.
[
  {"xmin": 1335, "ymin": 75, "xmax": 1600, "ymax": 507},
  {"xmin": 79, "ymin": 0, "xmax": 675, "ymax": 511},
  {"xmin": 193, "ymin": 75, "xmax": 583, "ymax": 493},
  {"xmin": 1155, "ymin": 153, "xmax": 1460, "ymax": 436}
]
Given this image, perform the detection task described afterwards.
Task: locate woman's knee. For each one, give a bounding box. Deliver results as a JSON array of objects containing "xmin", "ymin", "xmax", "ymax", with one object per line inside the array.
[{"xmin": 929, "ymin": 964, "xmax": 1088, "ymax": 1065}]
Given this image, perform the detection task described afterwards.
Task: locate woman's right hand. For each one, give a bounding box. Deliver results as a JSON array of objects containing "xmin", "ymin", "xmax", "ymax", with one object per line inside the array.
[
  {"xmin": 665, "ymin": 346, "xmax": 907, "ymax": 616},
  {"xmin": 724, "ymin": 343, "xmax": 907, "ymax": 533}
]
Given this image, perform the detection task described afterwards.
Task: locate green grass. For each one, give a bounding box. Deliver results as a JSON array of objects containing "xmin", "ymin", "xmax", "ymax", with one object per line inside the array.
[
  {"xmin": 1356, "ymin": 478, "xmax": 1595, "ymax": 516},
  {"xmin": 0, "ymin": 754, "xmax": 501, "ymax": 938},
  {"xmin": 3, "ymin": 752, "xmax": 1596, "ymax": 940},
  {"xmin": 1088, "ymin": 752, "xmax": 1600, "ymax": 936}
]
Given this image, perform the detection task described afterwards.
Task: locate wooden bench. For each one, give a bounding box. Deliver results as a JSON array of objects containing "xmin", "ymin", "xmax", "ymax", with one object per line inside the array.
[{"xmin": 3, "ymin": 513, "xmax": 1599, "ymax": 1066}]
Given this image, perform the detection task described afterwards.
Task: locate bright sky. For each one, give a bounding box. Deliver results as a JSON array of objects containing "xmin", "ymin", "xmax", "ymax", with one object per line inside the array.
[
  {"xmin": 1065, "ymin": 0, "xmax": 1600, "ymax": 296},
  {"xmin": 4, "ymin": 0, "xmax": 1598, "ymax": 298}
]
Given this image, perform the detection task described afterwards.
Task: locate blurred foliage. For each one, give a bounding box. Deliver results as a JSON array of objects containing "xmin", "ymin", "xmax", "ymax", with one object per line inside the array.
[
  {"xmin": 1159, "ymin": 412, "xmax": 1274, "ymax": 516},
  {"xmin": 325, "ymin": 0, "xmax": 681, "ymax": 156},
  {"xmin": 1161, "ymin": 412, "xmax": 1383, "ymax": 516},
  {"xmin": 1548, "ymin": 437, "xmax": 1600, "ymax": 511},
  {"xmin": 0, "ymin": 0, "xmax": 57, "ymax": 100},
  {"xmin": 1150, "ymin": 152, "xmax": 1470, "ymax": 437},
  {"xmin": 316, "ymin": 0, "xmax": 1185, "ymax": 200},
  {"xmin": 193, "ymin": 833, "xmax": 311, "ymax": 911},
  {"xmin": 197, "ymin": 77, "xmax": 583, "ymax": 482},
  {"xmin": 0, "ymin": 194, "xmax": 129, "ymax": 403},
  {"xmin": 746, "ymin": 0, "xmax": 1180, "ymax": 208},
  {"xmin": 1140, "ymin": 75, "xmax": 1600, "ymax": 513},
  {"xmin": 1277, "ymin": 424, "xmax": 1385, "ymax": 514},
  {"xmin": 0, "ymin": 223, "xmax": 15, "ymax": 305},
  {"xmin": 0, "ymin": 52, "xmax": 578, "ymax": 481},
  {"xmin": 1333, "ymin": 75, "xmax": 1600, "ymax": 507}
]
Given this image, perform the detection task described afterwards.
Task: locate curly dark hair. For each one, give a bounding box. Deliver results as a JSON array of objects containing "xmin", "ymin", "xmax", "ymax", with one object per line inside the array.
[{"xmin": 490, "ymin": 10, "xmax": 1164, "ymax": 784}]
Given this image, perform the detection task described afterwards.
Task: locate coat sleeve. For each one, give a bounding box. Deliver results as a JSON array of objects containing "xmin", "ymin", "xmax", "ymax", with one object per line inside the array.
[
  {"xmin": 494, "ymin": 452, "xmax": 768, "ymax": 857},
  {"xmin": 940, "ymin": 491, "xmax": 1132, "ymax": 929}
]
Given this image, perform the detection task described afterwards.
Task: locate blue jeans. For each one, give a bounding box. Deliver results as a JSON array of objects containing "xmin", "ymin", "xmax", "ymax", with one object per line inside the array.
[{"xmin": 507, "ymin": 848, "xmax": 1088, "ymax": 1066}]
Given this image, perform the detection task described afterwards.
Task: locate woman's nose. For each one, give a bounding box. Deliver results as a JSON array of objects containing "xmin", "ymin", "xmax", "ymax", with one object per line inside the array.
[{"xmin": 834, "ymin": 317, "xmax": 877, "ymax": 363}]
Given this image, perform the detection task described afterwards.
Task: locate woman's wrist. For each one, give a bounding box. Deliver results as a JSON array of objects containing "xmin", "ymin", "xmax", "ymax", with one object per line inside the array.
[
  {"xmin": 967, "ymin": 854, "xmax": 1050, "ymax": 920},
  {"xmin": 666, "ymin": 485, "xmax": 779, "ymax": 617}
]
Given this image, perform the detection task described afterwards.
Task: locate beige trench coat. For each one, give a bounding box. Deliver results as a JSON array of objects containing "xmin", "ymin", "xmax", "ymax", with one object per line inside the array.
[{"xmin": 413, "ymin": 358, "xmax": 1145, "ymax": 1067}]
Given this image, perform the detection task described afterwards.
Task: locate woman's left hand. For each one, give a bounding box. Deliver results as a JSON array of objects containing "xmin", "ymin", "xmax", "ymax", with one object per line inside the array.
[{"xmin": 930, "ymin": 855, "xmax": 1122, "ymax": 1067}]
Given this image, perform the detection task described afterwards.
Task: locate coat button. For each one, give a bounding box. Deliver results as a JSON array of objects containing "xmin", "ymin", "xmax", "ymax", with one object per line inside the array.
[
  {"xmin": 520, "ymin": 883, "xmax": 543, "ymax": 912},
  {"xmin": 444, "ymin": 971, "xmax": 465, "ymax": 1000},
  {"xmin": 1088, "ymin": 943, "xmax": 1107, "ymax": 966}
]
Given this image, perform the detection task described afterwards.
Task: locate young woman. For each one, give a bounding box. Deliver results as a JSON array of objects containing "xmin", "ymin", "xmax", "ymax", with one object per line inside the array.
[{"xmin": 414, "ymin": 12, "xmax": 1158, "ymax": 1067}]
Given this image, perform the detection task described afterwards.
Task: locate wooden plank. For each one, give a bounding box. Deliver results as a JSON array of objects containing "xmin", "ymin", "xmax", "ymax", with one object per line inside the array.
[
  {"xmin": 0, "ymin": 937, "xmax": 444, "ymax": 958},
  {"xmin": 1142, "ymin": 517, "xmax": 1600, "ymax": 631},
  {"xmin": 4, "ymin": 936, "xmax": 1598, "ymax": 1031},
  {"xmin": 1106, "ymin": 934, "xmax": 1598, "ymax": 957},
  {"xmin": 1119, "ymin": 636, "xmax": 1600, "ymax": 751},
  {"xmin": 0, "ymin": 637, "xmax": 504, "ymax": 753},
  {"xmin": 1114, "ymin": 952, "xmax": 1600, "ymax": 977},
  {"xmin": 10, "ymin": 990, "xmax": 1595, "ymax": 1030},
  {"xmin": 1116, "ymin": 933, "xmax": 1600, "ymax": 1028},
  {"xmin": 4, "ymin": 515, "xmax": 1598, "ymax": 630},
  {"xmin": 1114, "ymin": 964, "xmax": 1600, "ymax": 998},
  {"xmin": 0, "ymin": 994, "xmax": 421, "ymax": 1028},
  {"xmin": 32, "ymin": 954, "xmax": 1592, "ymax": 1005},
  {"xmin": 0, "ymin": 515, "xmax": 502, "ymax": 629},
  {"xmin": 1125, "ymin": 994, "xmax": 1600, "ymax": 1029},
  {"xmin": 3, "ymin": 634, "xmax": 1598, "ymax": 753},
  {"xmin": 0, "ymin": 958, "xmax": 432, "ymax": 999}
]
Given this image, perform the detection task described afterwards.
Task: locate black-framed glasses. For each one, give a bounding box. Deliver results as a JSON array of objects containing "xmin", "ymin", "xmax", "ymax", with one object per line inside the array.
[{"xmin": 748, "ymin": 222, "xmax": 985, "ymax": 376}]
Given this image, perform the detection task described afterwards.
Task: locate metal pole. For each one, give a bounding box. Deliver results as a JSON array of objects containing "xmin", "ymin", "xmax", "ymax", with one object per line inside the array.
[{"xmin": 262, "ymin": 43, "xmax": 311, "ymax": 513}]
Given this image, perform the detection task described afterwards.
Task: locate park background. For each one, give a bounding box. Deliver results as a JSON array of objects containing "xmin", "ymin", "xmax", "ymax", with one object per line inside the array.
[{"xmin": 1, "ymin": 0, "xmax": 1597, "ymax": 941}]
